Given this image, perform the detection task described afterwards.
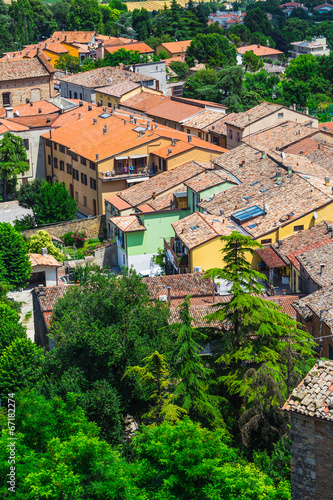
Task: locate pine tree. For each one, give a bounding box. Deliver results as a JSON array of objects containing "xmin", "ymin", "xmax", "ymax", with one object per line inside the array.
[
  {"xmin": 0, "ymin": 133, "xmax": 29, "ymax": 201},
  {"xmin": 172, "ymin": 296, "xmax": 222, "ymax": 426},
  {"xmin": 205, "ymin": 231, "xmax": 316, "ymax": 446}
]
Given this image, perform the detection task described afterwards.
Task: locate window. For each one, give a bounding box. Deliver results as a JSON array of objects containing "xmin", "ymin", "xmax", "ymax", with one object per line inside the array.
[
  {"xmin": 48, "ymin": 155, "xmax": 51, "ymax": 165},
  {"xmin": 2, "ymin": 92, "xmax": 10, "ymax": 106},
  {"xmin": 53, "ymin": 158, "xmax": 58, "ymax": 169},
  {"xmin": 46, "ymin": 139, "xmax": 51, "ymax": 147},
  {"xmin": 90, "ymin": 161, "xmax": 96, "ymax": 170},
  {"xmin": 74, "ymin": 92, "xmax": 78, "ymax": 99},
  {"xmin": 80, "ymin": 93, "xmax": 83, "ymax": 100},
  {"xmin": 59, "ymin": 145, "xmax": 65, "ymax": 153},
  {"xmin": 83, "ymin": 196, "xmax": 87, "ymax": 207},
  {"xmin": 71, "ymin": 152, "xmax": 78, "ymax": 162},
  {"xmin": 108, "ymin": 102, "xmax": 112, "ymax": 107},
  {"xmin": 261, "ymin": 238, "xmax": 272, "ymax": 245},
  {"xmin": 228, "ymin": 129, "xmax": 233, "ymax": 139},
  {"xmin": 54, "ymin": 143, "xmax": 57, "ymax": 150},
  {"xmin": 60, "ymin": 160, "xmax": 64, "ymax": 171},
  {"xmin": 198, "ymin": 132, "xmax": 202, "ymax": 139},
  {"xmin": 75, "ymin": 191, "xmax": 78, "ymax": 201},
  {"xmin": 212, "ymin": 136, "xmax": 219, "ymax": 145},
  {"xmin": 90, "ymin": 177, "xmax": 96, "ymax": 190},
  {"xmin": 66, "ymin": 163, "xmax": 72, "ymax": 174},
  {"xmin": 278, "ymin": 113, "xmax": 284, "ymax": 119},
  {"xmin": 80, "ymin": 157, "xmax": 86, "ymax": 166},
  {"xmin": 81, "ymin": 173, "xmax": 87, "ymax": 185},
  {"xmin": 187, "ymin": 129, "xmax": 190, "ymax": 134},
  {"xmin": 294, "ymin": 225, "xmax": 304, "ymax": 232},
  {"xmin": 69, "ymin": 90, "xmax": 72, "ymax": 98},
  {"xmin": 73, "ymin": 169, "xmax": 79, "ymax": 180},
  {"xmin": 23, "ymin": 139, "xmax": 29, "ymax": 150},
  {"xmin": 236, "ymin": 132, "xmax": 240, "ymax": 142},
  {"xmin": 156, "ymin": 66, "xmax": 158, "ymax": 70}
]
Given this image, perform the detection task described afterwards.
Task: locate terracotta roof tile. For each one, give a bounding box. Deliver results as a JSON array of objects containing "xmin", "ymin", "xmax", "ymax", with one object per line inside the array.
[
  {"xmin": 104, "ymin": 42, "xmax": 153, "ymax": 54},
  {"xmin": 159, "ymin": 40, "xmax": 192, "ymax": 54},
  {"xmin": 60, "ymin": 66, "xmax": 153, "ymax": 88},
  {"xmin": 172, "ymin": 212, "xmax": 241, "ymax": 250},
  {"xmin": 109, "ymin": 214, "xmax": 146, "ymax": 232},
  {"xmin": 264, "ymin": 294, "xmax": 303, "ymax": 318},
  {"xmin": 95, "ymin": 81, "xmax": 140, "ymax": 97},
  {"xmin": 29, "ymin": 253, "xmax": 61, "ymax": 267},
  {"xmin": 104, "ymin": 194, "xmax": 131, "ymax": 210},
  {"xmin": 237, "ymin": 45, "xmax": 283, "ymax": 57},
  {"xmin": 181, "ymin": 109, "xmax": 226, "ymax": 129},
  {"xmin": 152, "ymin": 141, "xmax": 194, "ymax": 158},
  {"xmin": 225, "ymin": 102, "xmax": 284, "ymax": 129},
  {"xmin": 142, "ymin": 272, "xmax": 214, "ymax": 299},
  {"xmin": 51, "ymin": 31, "xmax": 95, "ymax": 44},
  {"xmin": 296, "ymin": 241, "xmax": 333, "ymax": 288},
  {"xmin": 0, "ymin": 57, "xmax": 51, "ymax": 81},
  {"xmin": 283, "ymin": 359, "xmax": 333, "ymax": 420},
  {"xmin": 256, "ymin": 247, "xmax": 286, "ymax": 268},
  {"xmin": 184, "ymin": 169, "xmax": 233, "ymax": 192}
]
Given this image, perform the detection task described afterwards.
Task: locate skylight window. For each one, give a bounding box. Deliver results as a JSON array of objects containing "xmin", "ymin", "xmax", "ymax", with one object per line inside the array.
[
  {"xmin": 98, "ymin": 113, "xmax": 112, "ymax": 119},
  {"xmin": 190, "ymin": 225, "xmax": 198, "ymax": 230},
  {"xmin": 231, "ymin": 205, "xmax": 265, "ymax": 224},
  {"xmin": 250, "ymin": 181, "xmax": 259, "ymax": 186}
]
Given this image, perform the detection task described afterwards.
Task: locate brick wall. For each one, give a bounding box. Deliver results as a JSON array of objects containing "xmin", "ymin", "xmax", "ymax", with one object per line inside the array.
[
  {"xmin": 290, "ymin": 413, "xmax": 333, "ymax": 499},
  {"xmin": 23, "ymin": 215, "xmax": 106, "ymax": 240},
  {"xmin": 0, "ymin": 76, "xmax": 54, "ymax": 107}
]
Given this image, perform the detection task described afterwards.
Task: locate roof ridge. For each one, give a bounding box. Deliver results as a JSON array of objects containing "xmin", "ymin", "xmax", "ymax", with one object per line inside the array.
[{"xmin": 196, "ymin": 211, "xmax": 219, "ymax": 235}]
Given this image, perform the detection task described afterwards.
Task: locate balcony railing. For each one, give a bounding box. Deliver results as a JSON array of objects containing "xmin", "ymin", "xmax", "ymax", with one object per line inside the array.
[{"xmin": 164, "ymin": 238, "xmax": 188, "ymax": 271}]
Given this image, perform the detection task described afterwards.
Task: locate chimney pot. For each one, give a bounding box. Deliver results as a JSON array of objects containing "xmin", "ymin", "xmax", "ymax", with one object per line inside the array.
[
  {"xmin": 88, "ymin": 105, "xmax": 92, "ymax": 111},
  {"xmin": 79, "ymin": 101, "xmax": 83, "ymax": 107},
  {"xmin": 188, "ymin": 134, "xmax": 192, "ymax": 143},
  {"xmin": 5, "ymin": 107, "xmax": 13, "ymax": 119},
  {"xmin": 38, "ymin": 107, "xmax": 42, "ymax": 113},
  {"xmin": 320, "ymin": 263, "xmax": 325, "ymax": 274},
  {"xmin": 41, "ymin": 247, "xmax": 48, "ymax": 255}
]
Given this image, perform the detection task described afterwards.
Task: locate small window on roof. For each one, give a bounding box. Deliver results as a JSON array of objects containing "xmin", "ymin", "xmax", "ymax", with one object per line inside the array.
[
  {"xmin": 294, "ymin": 225, "xmax": 304, "ymax": 232},
  {"xmin": 261, "ymin": 238, "xmax": 272, "ymax": 245},
  {"xmin": 278, "ymin": 113, "xmax": 284, "ymax": 118},
  {"xmin": 231, "ymin": 205, "xmax": 265, "ymax": 224}
]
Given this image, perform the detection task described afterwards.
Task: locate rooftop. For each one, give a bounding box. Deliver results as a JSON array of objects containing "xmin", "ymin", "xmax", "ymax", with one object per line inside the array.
[
  {"xmin": 29, "ymin": 253, "xmax": 61, "ymax": 267},
  {"xmin": 158, "ymin": 40, "xmax": 192, "ymax": 54},
  {"xmin": 203, "ymin": 113, "xmax": 237, "ymax": 136},
  {"xmin": 109, "ymin": 215, "xmax": 146, "ymax": 232},
  {"xmin": 106, "ymin": 160, "xmax": 210, "ymax": 208},
  {"xmin": 293, "ymin": 285, "xmax": 333, "ymax": 328},
  {"xmin": 0, "ymin": 55, "xmax": 54, "ymax": 82},
  {"xmin": 272, "ymin": 221, "xmax": 332, "ymax": 270},
  {"xmin": 184, "ymin": 169, "xmax": 233, "ymax": 193},
  {"xmin": 172, "ymin": 211, "xmax": 240, "ymax": 250},
  {"xmin": 283, "ymin": 360, "xmax": 333, "ymax": 421},
  {"xmin": 104, "ymin": 42, "xmax": 153, "ymax": 54},
  {"xmin": 51, "ymin": 31, "xmax": 95, "ymax": 44},
  {"xmin": 94, "ymin": 81, "xmax": 140, "ymax": 97},
  {"xmin": 297, "ymin": 241, "xmax": 333, "ymax": 288},
  {"xmin": 180, "ymin": 108, "xmax": 226, "ymax": 129},
  {"xmin": 59, "ymin": 66, "xmax": 153, "ymax": 88},
  {"xmin": 237, "ymin": 45, "xmax": 283, "ymax": 57},
  {"xmin": 142, "ymin": 272, "xmax": 214, "ymax": 300},
  {"xmin": 225, "ymin": 102, "xmax": 284, "ymax": 129}
]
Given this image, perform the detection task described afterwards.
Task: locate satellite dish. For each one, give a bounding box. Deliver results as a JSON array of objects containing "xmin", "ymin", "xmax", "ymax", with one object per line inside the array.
[
  {"xmin": 281, "ymin": 152, "xmax": 286, "ymax": 159},
  {"xmin": 313, "ymin": 211, "xmax": 318, "ymax": 219}
]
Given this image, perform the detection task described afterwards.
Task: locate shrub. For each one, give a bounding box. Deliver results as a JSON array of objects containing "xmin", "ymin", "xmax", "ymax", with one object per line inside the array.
[
  {"xmin": 63, "ymin": 230, "xmax": 87, "ymax": 248},
  {"xmin": 13, "ymin": 214, "xmax": 36, "ymax": 232}
]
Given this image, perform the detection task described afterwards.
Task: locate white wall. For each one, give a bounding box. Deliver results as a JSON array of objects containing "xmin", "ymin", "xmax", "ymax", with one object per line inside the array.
[{"xmin": 32, "ymin": 265, "xmax": 58, "ymax": 286}]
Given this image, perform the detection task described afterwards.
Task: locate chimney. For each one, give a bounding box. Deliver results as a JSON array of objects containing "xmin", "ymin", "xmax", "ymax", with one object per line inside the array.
[
  {"xmin": 188, "ymin": 134, "xmax": 192, "ymax": 143},
  {"xmin": 278, "ymin": 239, "xmax": 283, "ymax": 247},
  {"xmin": 5, "ymin": 107, "xmax": 13, "ymax": 119},
  {"xmin": 130, "ymin": 115, "xmax": 134, "ymax": 123},
  {"xmin": 103, "ymin": 106, "xmax": 107, "ymax": 112},
  {"xmin": 79, "ymin": 100, "xmax": 83, "ymax": 107},
  {"xmin": 292, "ymin": 103, "xmax": 296, "ymax": 111},
  {"xmin": 124, "ymin": 120, "xmax": 127, "ymax": 125},
  {"xmin": 64, "ymin": 34, "xmax": 67, "ymax": 41},
  {"xmin": 287, "ymin": 166, "xmax": 292, "ymax": 175},
  {"xmin": 171, "ymin": 138, "xmax": 177, "ymax": 146},
  {"xmin": 88, "ymin": 105, "xmax": 92, "ymax": 111},
  {"xmin": 320, "ymin": 263, "xmax": 325, "ymax": 275},
  {"xmin": 134, "ymin": 117, "xmax": 137, "ymax": 124},
  {"xmin": 325, "ymin": 176, "xmax": 330, "ymax": 186},
  {"xmin": 38, "ymin": 284, "xmax": 45, "ymax": 296},
  {"xmin": 26, "ymin": 98, "xmax": 30, "ymax": 104},
  {"xmin": 78, "ymin": 113, "xmax": 81, "ymax": 120},
  {"xmin": 93, "ymin": 117, "xmax": 97, "ymax": 125},
  {"xmin": 327, "ymin": 224, "xmax": 333, "ymax": 232},
  {"xmin": 96, "ymin": 153, "xmax": 99, "ymax": 161},
  {"xmin": 194, "ymin": 59, "xmax": 198, "ymax": 67},
  {"xmin": 167, "ymin": 286, "xmax": 171, "ymax": 305},
  {"xmin": 261, "ymin": 151, "xmax": 266, "ymax": 159},
  {"xmin": 276, "ymin": 171, "xmax": 282, "ymax": 181},
  {"xmin": 305, "ymin": 107, "xmax": 309, "ymax": 115},
  {"xmin": 41, "ymin": 247, "xmax": 48, "ymax": 255},
  {"xmin": 30, "ymin": 101, "xmax": 33, "ymax": 107},
  {"xmin": 103, "ymin": 125, "xmax": 107, "ymax": 134},
  {"xmin": 38, "ymin": 107, "xmax": 42, "ymax": 114},
  {"xmin": 119, "ymin": 62, "xmax": 124, "ymax": 70},
  {"xmin": 46, "ymin": 116, "xmax": 50, "ymax": 123},
  {"xmin": 168, "ymin": 147, "xmax": 172, "ymax": 155},
  {"xmin": 37, "ymin": 47, "xmax": 41, "ymax": 55}
]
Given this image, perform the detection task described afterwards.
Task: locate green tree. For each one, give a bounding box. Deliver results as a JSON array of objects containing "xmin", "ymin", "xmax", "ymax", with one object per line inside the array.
[
  {"xmin": 55, "ymin": 53, "xmax": 81, "ymax": 73},
  {"xmin": 172, "ymin": 297, "xmax": 221, "ymax": 426},
  {"xmin": 10, "ymin": 0, "xmax": 34, "ymax": 45},
  {"xmin": 28, "ymin": 230, "xmax": 64, "ymax": 261},
  {"xmin": 242, "ymin": 50, "xmax": 264, "ymax": 72},
  {"xmin": 0, "ymin": 338, "xmax": 44, "ymax": 402},
  {"xmin": 169, "ymin": 60, "xmax": 189, "ymax": 79},
  {"xmin": 282, "ymin": 18, "xmax": 309, "ymax": 45},
  {"xmin": 131, "ymin": 8, "xmax": 151, "ymax": 40},
  {"xmin": 0, "ymin": 222, "xmax": 31, "ymax": 288},
  {"xmin": 184, "ymin": 68, "xmax": 220, "ymax": 101},
  {"xmin": 244, "ymin": 6, "xmax": 272, "ymax": 35},
  {"xmin": 285, "ymin": 54, "xmax": 319, "ymax": 82},
  {"xmin": 124, "ymin": 351, "xmax": 185, "ymax": 424},
  {"xmin": 205, "ymin": 232, "xmax": 315, "ymax": 447},
  {"xmin": 68, "ymin": 0, "xmax": 102, "ymax": 31},
  {"xmin": 17, "ymin": 178, "xmax": 44, "ymax": 209},
  {"xmin": 33, "ymin": 180, "xmax": 78, "ymax": 226},
  {"xmin": 29, "ymin": 0, "xmax": 57, "ymax": 40},
  {"xmin": 131, "ymin": 418, "xmax": 290, "ymax": 499},
  {"xmin": 0, "ymin": 132, "xmax": 29, "ymax": 201},
  {"xmin": 0, "ymin": 302, "xmax": 26, "ymax": 356},
  {"xmin": 186, "ymin": 33, "xmax": 237, "ymax": 67},
  {"xmin": 0, "ymin": 0, "xmax": 15, "ymax": 52}
]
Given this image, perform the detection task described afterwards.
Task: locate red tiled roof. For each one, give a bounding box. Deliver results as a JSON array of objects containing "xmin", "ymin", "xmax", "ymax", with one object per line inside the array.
[
  {"xmin": 29, "ymin": 253, "xmax": 61, "ymax": 267},
  {"xmin": 286, "ymin": 238, "xmax": 332, "ymax": 270},
  {"xmin": 104, "ymin": 42, "xmax": 154, "ymax": 55},
  {"xmin": 256, "ymin": 247, "xmax": 286, "ymax": 268}
]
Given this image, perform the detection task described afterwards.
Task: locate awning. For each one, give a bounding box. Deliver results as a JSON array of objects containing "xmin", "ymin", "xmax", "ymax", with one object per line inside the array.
[
  {"xmin": 128, "ymin": 154, "xmax": 148, "ymax": 159},
  {"xmin": 126, "ymin": 177, "xmax": 149, "ymax": 184},
  {"xmin": 256, "ymin": 247, "xmax": 285, "ymax": 268},
  {"xmin": 115, "ymin": 156, "xmax": 128, "ymax": 160}
]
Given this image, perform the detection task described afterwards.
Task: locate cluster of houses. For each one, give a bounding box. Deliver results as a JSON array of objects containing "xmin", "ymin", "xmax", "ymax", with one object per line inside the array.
[{"xmin": 2, "ymin": 30, "xmax": 333, "ymax": 497}]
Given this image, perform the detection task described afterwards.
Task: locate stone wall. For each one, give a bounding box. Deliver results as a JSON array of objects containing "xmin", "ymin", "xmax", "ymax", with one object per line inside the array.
[
  {"xmin": 290, "ymin": 413, "xmax": 333, "ymax": 499},
  {"xmin": 0, "ymin": 76, "xmax": 53, "ymax": 107},
  {"xmin": 64, "ymin": 243, "xmax": 117, "ymax": 269},
  {"xmin": 23, "ymin": 215, "xmax": 106, "ymax": 240}
]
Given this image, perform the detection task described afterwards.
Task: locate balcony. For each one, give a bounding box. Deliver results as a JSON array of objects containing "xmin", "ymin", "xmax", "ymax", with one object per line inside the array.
[{"xmin": 164, "ymin": 238, "xmax": 188, "ymax": 273}]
